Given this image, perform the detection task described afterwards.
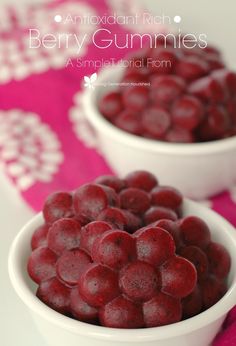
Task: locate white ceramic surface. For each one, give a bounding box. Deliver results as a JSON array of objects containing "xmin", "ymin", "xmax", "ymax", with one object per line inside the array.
[
  {"xmin": 8, "ymin": 200, "xmax": 236, "ymax": 346},
  {"xmin": 82, "ymin": 65, "xmax": 236, "ymax": 200}
]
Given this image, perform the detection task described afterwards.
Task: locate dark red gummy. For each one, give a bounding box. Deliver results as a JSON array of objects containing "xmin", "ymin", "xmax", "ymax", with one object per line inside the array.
[
  {"xmin": 43, "ymin": 192, "xmax": 74, "ymax": 225},
  {"xmin": 92, "ymin": 230, "xmax": 136, "ymax": 270},
  {"xmin": 97, "ymin": 207, "xmax": 128, "ymax": 230},
  {"xmin": 179, "ymin": 245, "xmax": 209, "ymax": 281},
  {"xmin": 80, "ymin": 221, "xmax": 113, "ymax": 254},
  {"xmin": 37, "ymin": 277, "xmax": 70, "ymax": 314},
  {"xmin": 47, "ymin": 218, "xmax": 81, "ymax": 256},
  {"xmin": 99, "ymin": 295, "xmax": 144, "ymax": 328},
  {"xmin": 125, "ymin": 170, "xmax": 158, "ymax": 192},
  {"xmin": 70, "ymin": 288, "xmax": 98, "ymax": 322},
  {"xmin": 165, "ymin": 127, "xmax": 194, "ymax": 143},
  {"xmin": 143, "ymin": 292, "xmax": 182, "ymax": 327},
  {"xmin": 171, "ymin": 95, "xmax": 204, "ymax": 131},
  {"xmin": 27, "ymin": 247, "xmax": 57, "ymax": 284},
  {"xmin": 151, "ymin": 186, "xmax": 183, "ymax": 210},
  {"xmin": 189, "ymin": 76, "xmax": 225, "ymax": 103},
  {"xmin": 98, "ymin": 92, "xmax": 123, "ymax": 120},
  {"xmin": 160, "ymin": 256, "xmax": 197, "ymax": 298},
  {"xmin": 78, "ymin": 264, "xmax": 120, "ymax": 308},
  {"xmin": 206, "ymin": 242, "xmax": 231, "ymax": 280},
  {"xmin": 73, "ymin": 184, "xmax": 118, "ymax": 223},
  {"xmin": 119, "ymin": 187, "xmax": 150, "ymax": 214},
  {"xmin": 175, "ymin": 56, "xmax": 209, "ymax": 81},
  {"xmin": 199, "ymin": 105, "xmax": 230, "ymax": 140},
  {"xmin": 56, "ymin": 248, "xmax": 91, "ymax": 286},
  {"xmin": 150, "ymin": 75, "xmax": 186, "ymax": 105},
  {"xmin": 144, "ymin": 206, "xmax": 178, "ymax": 225},
  {"xmin": 136, "ymin": 227, "xmax": 176, "ymax": 266},
  {"xmin": 201, "ymin": 276, "xmax": 227, "ymax": 309},
  {"xmin": 142, "ymin": 106, "xmax": 171, "ymax": 138},
  {"xmin": 31, "ymin": 224, "xmax": 49, "ymax": 250},
  {"xmin": 122, "ymin": 86, "xmax": 149, "ymax": 112},
  {"xmin": 114, "ymin": 110, "xmax": 143, "ymax": 135},
  {"xmin": 212, "ymin": 69, "xmax": 236, "ymax": 95},
  {"xmin": 154, "ymin": 219, "xmax": 182, "ymax": 249},
  {"xmin": 182, "ymin": 285, "xmax": 202, "ymax": 318},
  {"xmin": 94, "ymin": 175, "xmax": 126, "ymax": 192},
  {"xmin": 149, "ymin": 47, "xmax": 178, "ymax": 74},
  {"xmin": 123, "ymin": 210, "xmax": 143, "ymax": 233},
  {"xmin": 119, "ymin": 261, "xmax": 160, "ymax": 302},
  {"xmin": 178, "ymin": 216, "xmax": 211, "ymax": 249}
]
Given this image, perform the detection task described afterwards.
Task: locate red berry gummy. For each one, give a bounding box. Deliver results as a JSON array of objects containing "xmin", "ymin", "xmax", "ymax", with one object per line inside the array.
[
  {"xmin": 27, "ymin": 247, "xmax": 57, "ymax": 284},
  {"xmin": 98, "ymin": 43, "xmax": 236, "ymax": 143},
  {"xmin": 92, "ymin": 230, "xmax": 136, "ymax": 270},
  {"xmin": 100, "ymin": 295, "xmax": 144, "ymax": 328},
  {"xmin": 150, "ymin": 75, "xmax": 186, "ymax": 105},
  {"xmin": 47, "ymin": 218, "xmax": 81, "ymax": 256},
  {"xmin": 151, "ymin": 186, "xmax": 183, "ymax": 210},
  {"xmin": 149, "ymin": 47, "xmax": 177, "ymax": 74},
  {"xmin": 37, "ymin": 277, "xmax": 70, "ymax": 314},
  {"xmin": 125, "ymin": 170, "xmax": 157, "ymax": 192},
  {"xmin": 80, "ymin": 221, "xmax": 113, "ymax": 255},
  {"xmin": 171, "ymin": 95, "xmax": 204, "ymax": 131},
  {"xmin": 142, "ymin": 106, "xmax": 171, "ymax": 138},
  {"xmin": 154, "ymin": 219, "xmax": 182, "ymax": 249},
  {"xmin": 123, "ymin": 210, "xmax": 143, "ymax": 233},
  {"xmin": 114, "ymin": 110, "xmax": 143, "ymax": 135},
  {"xmin": 97, "ymin": 207, "xmax": 128, "ymax": 230},
  {"xmin": 78, "ymin": 263, "xmax": 120, "ymax": 308},
  {"xmin": 143, "ymin": 292, "xmax": 182, "ymax": 327},
  {"xmin": 206, "ymin": 242, "xmax": 231, "ymax": 280},
  {"xmin": 31, "ymin": 224, "xmax": 49, "ymax": 250},
  {"xmin": 144, "ymin": 206, "xmax": 178, "ymax": 225},
  {"xmin": 70, "ymin": 288, "xmax": 98, "ymax": 322},
  {"xmin": 120, "ymin": 187, "xmax": 150, "ymax": 214},
  {"xmin": 28, "ymin": 171, "xmax": 231, "ymax": 328},
  {"xmin": 201, "ymin": 276, "xmax": 227, "ymax": 309},
  {"xmin": 175, "ymin": 56, "xmax": 208, "ymax": 81},
  {"xmin": 199, "ymin": 105, "xmax": 230, "ymax": 141},
  {"xmin": 73, "ymin": 184, "xmax": 118, "ymax": 223},
  {"xmin": 94, "ymin": 175, "xmax": 126, "ymax": 192},
  {"xmin": 182, "ymin": 285, "xmax": 202, "ymax": 318},
  {"xmin": 122, "ymin": 86, "xmax": 149, "ymax": 112},
  {"xmin": 178, "ymin": 216, "xmax": 211, "ymax": 249},
  {"xmin": 160, "ymin": 256, "xmax": 197, "ymax": 298},
  {"xmin": 119, "ymin": 261, "xmax": 160, "ymax": 302},
  {"xmin": 43, "ymin": 192, "xmax": 73, "ymax": 225},
  {"xmin": 179, "ymin": 245, "xmax": 209, "ymax": 281},
  {"xmin": 165, "ymin": 127, "xmax": 194, "ymax": 143},
  {"xmin": 136, "ymin": 227, "xmax": 175, "ymax": 266},
  {"xmin": 56, "ymin": 248, "xmax": 91, "ymax": 286},
  {"xmin": 98, "ymin": 91, "xmax": 123, "ymax": 120}
]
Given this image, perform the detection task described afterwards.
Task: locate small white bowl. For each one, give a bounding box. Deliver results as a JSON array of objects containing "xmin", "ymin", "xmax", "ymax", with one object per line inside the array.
[
  {"xmin": 82, "ymin": 65, "xmax": 236, "ymax": 200},
  {"xmin": 8, "ymin": 199, "xmax": 236, "ymax": 346}
]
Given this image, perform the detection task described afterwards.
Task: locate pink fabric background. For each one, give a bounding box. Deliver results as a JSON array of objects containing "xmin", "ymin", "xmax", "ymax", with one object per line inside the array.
[{"xmin": 0, "ymin": 1, "xmax": 235, "ymax": 344}]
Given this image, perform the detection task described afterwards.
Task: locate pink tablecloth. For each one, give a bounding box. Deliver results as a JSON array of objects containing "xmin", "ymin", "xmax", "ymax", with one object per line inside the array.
[{"xmin": 0, "ymin": 1, "xmax": 235, "ymax": 344}]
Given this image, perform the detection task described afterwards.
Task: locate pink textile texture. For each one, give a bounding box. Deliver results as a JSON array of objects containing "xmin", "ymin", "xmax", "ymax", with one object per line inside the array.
[{"xmin": 0, "ymin": 1, "xmax": 235, "ymax": 344}]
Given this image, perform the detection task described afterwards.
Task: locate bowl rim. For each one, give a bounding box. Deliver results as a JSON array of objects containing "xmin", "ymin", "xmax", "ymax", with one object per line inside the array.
[
  {"xmin": 82, "ymin": 64, "xmax": 236, "ymax": 156},
  {"xmin": 8, "ymin": 199, "xmax": 236, "ymax": 342}
]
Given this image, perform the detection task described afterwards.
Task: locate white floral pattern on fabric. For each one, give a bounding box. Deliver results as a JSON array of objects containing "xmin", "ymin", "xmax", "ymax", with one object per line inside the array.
[
  {"xmin": 69, "ymin": 91, "xmax": 98, "ymax": 149},
  {"xmin": 0, "ymin": 110, "xmax": 63, "ymax": 190},
  {"xmin": 0, "ymin": 1, "xmax": 97, "ymax": 84}
]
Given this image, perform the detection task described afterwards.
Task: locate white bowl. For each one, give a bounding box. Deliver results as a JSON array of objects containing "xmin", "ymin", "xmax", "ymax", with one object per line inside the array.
[
  {"xmin": 8, "ymin": 199, "xmax": 236, "ymax": 346},
  {"xmin": 82, "ymin": 65, "xmax": 236, "ymax": 200}
]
